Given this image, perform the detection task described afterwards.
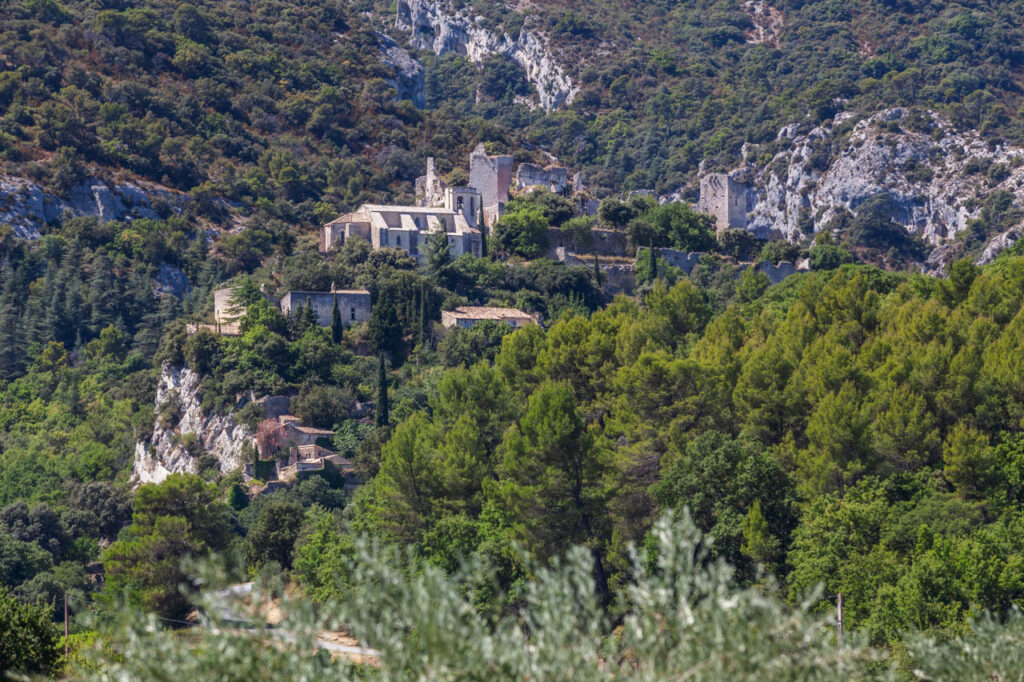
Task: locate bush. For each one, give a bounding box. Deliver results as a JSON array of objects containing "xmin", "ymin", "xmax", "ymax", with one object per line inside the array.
[
  {"xmin": 494, "ymin": 205, "xmax": 549, "ymax": 258},
  {"xmin": 292, "ymin": 382, "xmax": 355, "ymax": 429},
  {"xmin": 0, "ymin": 588, "xmax": 61, "ymax": 678}
]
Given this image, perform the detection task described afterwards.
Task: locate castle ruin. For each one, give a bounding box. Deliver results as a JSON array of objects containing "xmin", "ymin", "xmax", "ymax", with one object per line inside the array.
[
  {"xmin": 469, "ymin": 144, "xmax": 513, "ymax": 226},
  {"xmin": 415, "ymin": 157, "xmax": 446, "ymax": 208},
  {"xmin": 698, "ymin": 173, "xmax": 748, "ymax": 234}
]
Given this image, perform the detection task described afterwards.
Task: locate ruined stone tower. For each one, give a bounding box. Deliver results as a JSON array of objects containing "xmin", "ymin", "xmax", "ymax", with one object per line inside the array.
[
  {"xmin": 469, "ymin": 144, "xmax": 513, "ymax": 226},
  {"xmin": 698, "ymin": 173, "xmax": 748, "ymax": 234},
  {"xmin": 415, "ymin": 157, "xmax": 446, "ymax": 207}
]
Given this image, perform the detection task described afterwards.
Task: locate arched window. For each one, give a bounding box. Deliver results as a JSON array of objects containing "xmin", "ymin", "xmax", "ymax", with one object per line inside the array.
[
  {"xmin": 396, "ymin": 234, "xmax": 402, "ymax": 247},
  {"xmin": 457, "ymin": 196, "xmax": 464, "ymax": 211}
]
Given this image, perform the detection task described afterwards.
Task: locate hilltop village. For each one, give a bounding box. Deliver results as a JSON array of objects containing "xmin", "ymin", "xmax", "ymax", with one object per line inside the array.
[{"xmin": 163, "ymin": 147, "xmax": 807, "ymax": 496}]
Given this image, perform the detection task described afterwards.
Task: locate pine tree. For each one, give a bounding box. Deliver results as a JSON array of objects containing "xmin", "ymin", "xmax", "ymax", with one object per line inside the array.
[
  {"xmin": 424, "ymin": 229, "xmax": 451, "ymax": 279},
  {"xmin": 480, "ymin": 223, "xmax": 488, "ymax": 259},
  {"xmin": 376, "ymin": 353, "xmax": 389, "ymax": 427},
  {"xmin": 418, "ymin": 284, "xmax": 429, "ymax": 348},
  {"xmin": 331, "ymin": 297, "xmax": 343, "ymax": 343},
  {"xmin": 0, "ymin": 281, "xmax": 24, "ymax": 381},
  {"xmin": 368, "ymin": 288, "xmax": 403, "ymax": 358}
]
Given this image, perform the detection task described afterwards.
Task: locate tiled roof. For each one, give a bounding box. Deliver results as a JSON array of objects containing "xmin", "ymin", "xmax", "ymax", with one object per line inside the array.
[{"xmin": 445, "ymin": 306, "xmax": 536, "ymax": 321}]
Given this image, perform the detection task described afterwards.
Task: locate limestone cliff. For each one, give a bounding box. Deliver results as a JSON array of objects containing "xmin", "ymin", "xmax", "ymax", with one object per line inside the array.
[
  {"xmin": 0, "ymin": 175, "xmax": 189, "ymax": 239},
  {"xmin": 742, "ymin": 109, "xmax": 1024, "ymax": 258},
  {"xmin": 377, "ymin": 32, "xmax": 425, "ymax": 108},
  {"xmin": 394, "ymin": 0, "xmax": 576, "ymax": 110},
  {"xmin": 132, "ymin": 365, "xmax": 253, "ymax": 485}
]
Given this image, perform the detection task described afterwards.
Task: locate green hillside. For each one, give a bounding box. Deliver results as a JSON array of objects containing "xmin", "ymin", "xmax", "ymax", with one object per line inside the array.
[
  {"xmin": 4, "ymin": 0, "xmax": 1024, "ymax": 213},
  {"xmin": 6, "ymin": 0, "xmax": 1024, "ymax": 677}
]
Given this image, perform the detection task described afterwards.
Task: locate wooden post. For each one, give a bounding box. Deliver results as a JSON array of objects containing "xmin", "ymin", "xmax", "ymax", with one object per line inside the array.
[{"xmin": 836, "ymin": 592, "xmax": 843, "ymax": 650}]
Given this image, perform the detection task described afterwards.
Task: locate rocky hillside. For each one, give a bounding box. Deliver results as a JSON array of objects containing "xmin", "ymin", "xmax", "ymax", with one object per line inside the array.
[
  {"xmin": 394, "ymin": 0, "xmax": 576, "ymax": 110},
  {"xmin": 4, "ymin": 0, "xmax": 1024, "ymax": 266},
  {"xmin": 738, "ymin": 108, "xmax": 1024, "ymax": 266},
  {"xmin": 133, "ymin": 365, "xmax": 253, "ymax": 485}
]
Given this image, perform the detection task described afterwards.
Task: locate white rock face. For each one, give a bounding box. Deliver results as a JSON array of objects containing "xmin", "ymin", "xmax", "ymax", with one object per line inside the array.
[
  {"xmin": 377, "ymin": 32, "xmax": 425, "ymax": 108},
  {"xmin": 0, "ymin": 175, "xmax": 188, "ymax": 239},
  {"xmin": 395, "ymin": 0, "xmax": 577, "ymax": 110},
  {"xmin": 132, "ymin": 365, "xmax": 253, "ymax": 486},
  {"xmin": 744, "ymin": 108, "xmax": 1024, "ymax": 249},
  {"xmin": 978, "ymin": 228, "xmax": 1021, "ymax": 265}
]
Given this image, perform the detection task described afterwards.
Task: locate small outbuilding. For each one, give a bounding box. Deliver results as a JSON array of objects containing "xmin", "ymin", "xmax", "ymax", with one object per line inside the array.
[{"xmin": 441, "ymin": 306, "xmax": 539, "ymax": 329}]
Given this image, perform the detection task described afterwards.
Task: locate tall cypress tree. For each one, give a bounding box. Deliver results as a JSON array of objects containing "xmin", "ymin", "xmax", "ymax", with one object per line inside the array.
[
  {"xmin": 376, "ymin": 353, "xmax": 389, "ymax": 427},
  {"xmin": 480, "ymin": 223, "xmax": 488, "ymax": 259},
  {"xmin": 0, "ymin": 271, "xmax": 24, "ymax": 381},
  {"xmin": 331, "ymin": 297, "xmax": 343, "ymax": 343},
  {"xmin": 418, "ymin": 284, "xmax": 429, "ymax": 348}
]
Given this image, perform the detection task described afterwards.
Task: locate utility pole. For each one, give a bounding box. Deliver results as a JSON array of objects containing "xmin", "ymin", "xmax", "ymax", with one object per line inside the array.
[{"xmin": 836, "ymin": 592, "xmax": 843, "ymax": 650}]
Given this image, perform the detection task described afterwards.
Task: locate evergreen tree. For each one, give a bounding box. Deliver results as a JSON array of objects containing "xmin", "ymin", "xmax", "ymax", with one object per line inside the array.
[
  {"xmin": 0, "ymin": 284, "xmax": 23, "ymax": 381},
  {"xmin": 418, "ymin": 284, "xmax": 429, "ymax": 348},
  {"xmin": 368, "ymin": 289, "xmax": 403, "ymax": 358},
  {"xmin": 331, "ymin": 297, "xmax": 343, "ymax": 343},
  {"xmin": 87, "ymin": 252, "xmax": 116, "ymax": 336},
  {"xmin": 480, "ymin": 223, "xmax": 488, "ymax": 259},
  {"xmin": 376, "ymin": 353, "xmax": 389, "ymax": 427},
  {"xmin": 424, "ymin": 229, "xmax": 451, "ymax": 279}
]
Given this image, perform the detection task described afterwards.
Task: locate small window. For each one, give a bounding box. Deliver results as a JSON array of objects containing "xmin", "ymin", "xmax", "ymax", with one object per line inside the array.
[
  {"xmin": 396, "ymin": 235, "xmax": 402, "ymax": 247},
  {"xmin": 457, "ymin": 196, "xmax": 464, "ymax": 211},
  {"xmin": 350, "ymin": 307, "xmax": 356, "ymax": 321}
]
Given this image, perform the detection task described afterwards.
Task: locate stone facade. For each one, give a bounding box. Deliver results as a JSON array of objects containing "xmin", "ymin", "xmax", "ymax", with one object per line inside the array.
[
  {"xmin": 321, "ymin": 199, "xmax": 482, "ymax": 263},
  {"xmin": 469, "ymin": 144, "xmax": 513, "ymax": 225},
  {"xmin": 280, "ymin": 289, "xmax": 372, "ymax": 327},
  {"xmin": 516, "ymin": 163, "xmax": 569, "ymax": 195},
  {"xmin": 649, "ymin": 248, "xmax": 704, "ymax": 275},
  {"xmin": 698, "ymin": 173, "xmax": 748, "ymax": 233},
  {"xmin": 213, "ymin": 287, "xmax": 243, "ymax": 325},
  {"xmin": 753, "ymin": 260, "xmax": 798, "ymax": 285},
  {"xmin": 545, "ymin": 227, "xmax": 629, "ymax": 260},
  {"xmin": 415, "ymin": 156, "xmax": 447, "ymax": 207}
]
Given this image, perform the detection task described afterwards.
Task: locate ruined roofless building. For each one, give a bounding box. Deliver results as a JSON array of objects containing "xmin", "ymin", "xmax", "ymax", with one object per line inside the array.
[
  {"xmin": 515, "ymin": 163, "xmax": 570, "ymax": 195},
  {"xmin": 698, "ymin": 173, "xmax": 748, "ymax": 234},
  {"xmin": 415, "ymin": 157, "xmax": 447, "ymax": 208},
  {"xmin": 469, "ymin": 143, "xmax": 513, "ymax": 226},
  {"xmin": 280, "ymin": 289, "xmax": 372, "ymax": 327}
]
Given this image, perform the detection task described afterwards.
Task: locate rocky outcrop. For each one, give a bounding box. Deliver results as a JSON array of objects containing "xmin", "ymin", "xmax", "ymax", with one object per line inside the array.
[
  {"xmin": 132, "ymin": 365, "xmax": 253, "ymax": 485},
  {"xmin": 377, "ymin": 32, "xmax": 425, "ymax": 108},
  {"xmin": 156, "ymin": 263, "xmax": 190, "ymax": 298},
  {"xmin": 743, "ymin": 108, "xmax": 1024, "ymax": 251},
  {"xmin": 394, "ymin": 0, "xmax": 577, "ymax": 110},
  {"xmin": 0, "ymin": 175, "xmax": 188, "ymax": 239},
  {"xmin": 978, "ymin": 228, "xmax": 1021, "ymax": 265},
  {"xmin": 744, "ymin": 0, "xmax": 783, "ymax": 47}
]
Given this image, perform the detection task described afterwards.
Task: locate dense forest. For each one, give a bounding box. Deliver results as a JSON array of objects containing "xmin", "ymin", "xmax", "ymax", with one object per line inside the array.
[{"xmin": 4, "ymin": 0, "xmax": 1024, "ymax": 677}]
